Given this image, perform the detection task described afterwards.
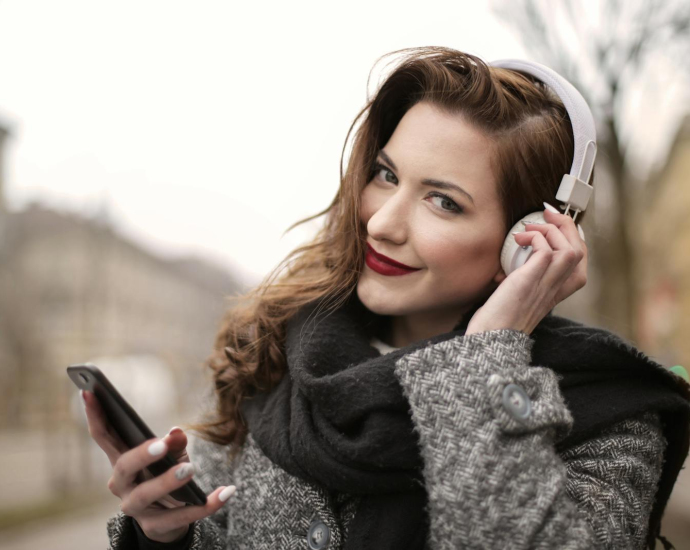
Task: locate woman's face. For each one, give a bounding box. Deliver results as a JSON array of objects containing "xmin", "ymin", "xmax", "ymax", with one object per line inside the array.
[{"xmin": 357, "ymin": 101, "xmax": 508, "ymax": 331}]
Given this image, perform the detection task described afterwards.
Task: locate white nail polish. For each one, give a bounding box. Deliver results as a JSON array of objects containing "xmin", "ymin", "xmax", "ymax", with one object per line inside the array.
[
  {"xmin": 543, "ymin": 202, "xmax": 560, "ymax": 214},
  {"xmin": 219, "ymin": 485, "xmax": 237, "ymax": 502},
  {"xmin": 175, "ymin": 463, "xmax": 195, "ymax": 480},
  {"xmin": 148, "ymin": 440, "xmax": 167, "ymax": 456},
  {"xmin": 577, "ymin": 224, "xmax": 586, "ymax": 242}
]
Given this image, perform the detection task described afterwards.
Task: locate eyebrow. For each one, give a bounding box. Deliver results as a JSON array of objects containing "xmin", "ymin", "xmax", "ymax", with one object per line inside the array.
[{"xmin": 378, "ymin": 150, "xmax": 475, "ymax": 206}]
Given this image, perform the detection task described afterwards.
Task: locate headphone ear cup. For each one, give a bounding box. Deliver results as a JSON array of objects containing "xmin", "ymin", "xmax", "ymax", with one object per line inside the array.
[{"xmin": 500, "ymin": 211, "xmax": 546, "ymax": 275}]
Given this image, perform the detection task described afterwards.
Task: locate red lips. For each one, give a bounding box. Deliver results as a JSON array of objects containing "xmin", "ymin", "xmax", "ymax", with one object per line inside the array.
[{"xmin": 365, "ymin": 243, "xmax": 421, "ymax": 276}]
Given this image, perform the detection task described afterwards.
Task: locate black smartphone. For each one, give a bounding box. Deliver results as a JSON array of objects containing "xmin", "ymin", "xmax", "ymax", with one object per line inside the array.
[{"xmin": 67, "ymin": 363, "xmax": 207, "ymax": 506}]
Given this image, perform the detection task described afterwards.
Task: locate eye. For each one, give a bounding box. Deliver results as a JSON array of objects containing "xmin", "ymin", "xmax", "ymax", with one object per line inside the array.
[
  {"xmin": 371, "ymin": 162, "xmax": 398, "ymax": 184},
  {"xmin": 369, "ymin": 161, "xmax": 463, "ymax": 215},
  {"xmin": 427, "ymin": 192, "xmax": 463, "ymax": 214}
]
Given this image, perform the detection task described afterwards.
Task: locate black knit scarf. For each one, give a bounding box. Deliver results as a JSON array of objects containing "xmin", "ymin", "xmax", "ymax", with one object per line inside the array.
[{"xmin": 240, "ymin": 293, "xmax": 689, "ymax": 550}]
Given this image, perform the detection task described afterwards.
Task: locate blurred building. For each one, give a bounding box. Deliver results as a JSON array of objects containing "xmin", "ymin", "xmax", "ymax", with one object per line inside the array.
[
  {"xmin": 0, "ymin": 122, "xmax": 243, "ymax": 431},
  {"xmin": 0, "ymin": 122, "xmax": 8, "ymax": 213},
  {"xmin": 0, "ymin": 118, "xmax": 250, "ymax": 516}
]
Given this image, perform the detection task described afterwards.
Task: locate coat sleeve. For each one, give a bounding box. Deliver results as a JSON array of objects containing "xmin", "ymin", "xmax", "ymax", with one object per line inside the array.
[
  {"xmin": 106, "ymin": 434, "xmax": 237, "ymax": 550},
  {"xmin": 393, "ymin": 329, "xmax": 666, "ymax": 550}
]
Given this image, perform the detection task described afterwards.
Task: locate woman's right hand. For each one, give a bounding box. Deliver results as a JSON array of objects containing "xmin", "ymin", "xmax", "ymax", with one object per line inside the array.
[{"xmin": 82, "ymin": 389, "xmax": 236, "ymax": 543}]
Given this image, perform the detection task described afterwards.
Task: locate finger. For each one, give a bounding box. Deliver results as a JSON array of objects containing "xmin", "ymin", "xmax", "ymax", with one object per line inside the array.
[
  {"xmin": 524, "ymin": 220, "xmax": 588, "ymax": 292},
  {"xmin": 511, "ymin": 230, "xmax": 554, "ymax": 284},
  {"xmin": 521, "ymin": 222, "xmax": 583, "ymax": 274},
  {"xmin": 548, "ymin": 213, "xmax": 589, "ymax": 294},
  {"xmin": 554, "ymin": 242, "xmax": 589, "ymax": 303},
  {"xmin": 163, "ymin": 428, "xmax": 189, "ymax": 463},
  {"xmin": 135, "ymin": 486, "xmax": 237, "ymax": 540},
  {"xmin": 514, "ymin": 230, "xmax": 587, "ymax": 303},
  {"xmin": 542, "ymin": 207, "xmax": 585, "ymax": 256},
  {"xmin": 82, "ymin": 390, "xmax": 129, "ymax": 465},
  {"xmin": 110, "ymin": 438, "xmax": 169, "ymax": 496},
  {"xmin": 120, "ymin": 461, "xmax": 197, "ymax": 517},
  {"xmin": 521, "ymin": 222, "xmax": 573, "ymax": 255},
  {"xmin": 514, "ymin": 228, "xmax": 577, "ymax": 291}
]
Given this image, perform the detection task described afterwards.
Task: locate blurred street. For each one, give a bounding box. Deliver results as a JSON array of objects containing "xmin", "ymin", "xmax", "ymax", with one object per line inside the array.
[{"xmin": 0, "ymin": 500, "xmax": 115, "ymax": 550}]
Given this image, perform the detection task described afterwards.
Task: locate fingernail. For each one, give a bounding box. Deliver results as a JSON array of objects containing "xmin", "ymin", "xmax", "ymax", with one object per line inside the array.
[
  {"xmin": 80, "ymin": 390, "xmax": 86, "ymax": 404},
  {"xmin": 174, "ymin": 463, "xmax": 195, "ymax": 480},
  {"xmin": 511, "ymin": 231, "xmax": 521, "ymax": 235},
  {"xmin": 148, "ymin": 440, "xmax": 167, "ymax": 456},
  {"xmin": 577, "ymin": 224, "xmax": 586, "ymax": 242},
  {"xmin": 543, "ymin": 202, "xmax": 560, "ymax": 214},
  {"xmin": 521, "ymin": 219, "xmax": 544, "ymax": 226},
  {"xmin": 219, "ymin": 485, "xmax": 237, "ymax": 502},
  {"xmin": 167, "ymin": 426, "xmax": 182, "ymax": 436}
]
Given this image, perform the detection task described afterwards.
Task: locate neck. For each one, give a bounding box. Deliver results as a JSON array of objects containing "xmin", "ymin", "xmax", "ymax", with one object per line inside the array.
[{"xmin": 387, "ymin": 307, "xmax": 470, "ymax": 348}]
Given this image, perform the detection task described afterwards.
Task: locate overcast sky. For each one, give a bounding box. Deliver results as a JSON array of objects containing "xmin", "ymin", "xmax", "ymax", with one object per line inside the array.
[{"xmin": 0, "ymin": 1, "xmax": 684, "ymax": 285}]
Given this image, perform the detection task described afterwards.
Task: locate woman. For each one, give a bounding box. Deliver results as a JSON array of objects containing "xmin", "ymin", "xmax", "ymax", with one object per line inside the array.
[{"xmin": 86, "ymin": 47, "xmax": 690, "ymax": 549}]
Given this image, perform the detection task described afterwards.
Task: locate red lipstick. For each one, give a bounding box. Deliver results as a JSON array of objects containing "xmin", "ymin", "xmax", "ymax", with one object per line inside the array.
[{"xmin": 365, "ymin": 243, "xmax": 421, "ymax": 276}]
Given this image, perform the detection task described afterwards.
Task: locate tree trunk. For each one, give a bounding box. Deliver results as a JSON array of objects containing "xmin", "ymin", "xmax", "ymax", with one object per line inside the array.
[{"xmin": 592, "ymin": 120, "xmax": 637, "ymax": 341}]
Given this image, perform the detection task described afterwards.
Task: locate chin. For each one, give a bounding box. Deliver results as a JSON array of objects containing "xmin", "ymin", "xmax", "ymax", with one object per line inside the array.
[
  {"xmin": 356, "ymin": 278, "xmax": 418, "ymax": 317},
  {"xmin": 356, "ymin": 273, "xmax": 490, "ymax": 322}
]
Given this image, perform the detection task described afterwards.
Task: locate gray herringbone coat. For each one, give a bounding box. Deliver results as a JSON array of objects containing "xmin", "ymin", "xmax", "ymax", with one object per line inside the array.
[{"xmin": 106, "ymin": 330, "xmax": 666, "ymax": 550}]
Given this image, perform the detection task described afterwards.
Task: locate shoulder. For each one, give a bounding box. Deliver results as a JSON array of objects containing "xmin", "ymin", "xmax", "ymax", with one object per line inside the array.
[
  {"xmin": 533, "ymin": 313, "xmax": 690, "ymax": 405},
  {"xmin": 531, "ymin": 313, "xmax": 675, "ymax": 378},
  {"xmin": 534, "ymin": 312, "xmax": 642, "ymax": 351}
]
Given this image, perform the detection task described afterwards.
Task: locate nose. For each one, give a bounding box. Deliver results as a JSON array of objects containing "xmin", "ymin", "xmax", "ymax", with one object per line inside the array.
[{"xmin": 366, "ymin": 187, "xmax": 410, "ymax": 245}]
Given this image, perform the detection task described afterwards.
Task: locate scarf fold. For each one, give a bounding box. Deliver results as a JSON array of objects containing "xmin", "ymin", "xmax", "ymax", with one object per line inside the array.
[{"xmin": 240, "ymin": 293, "xmax": 689, "ymax": 550}]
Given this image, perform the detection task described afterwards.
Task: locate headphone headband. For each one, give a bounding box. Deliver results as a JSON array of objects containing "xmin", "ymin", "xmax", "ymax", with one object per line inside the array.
[{"xmin": 489, "ymin": 59, "xmax": 597, "ymax": 214}]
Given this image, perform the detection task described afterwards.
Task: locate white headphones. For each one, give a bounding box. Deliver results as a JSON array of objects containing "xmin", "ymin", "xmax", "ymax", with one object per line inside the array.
[{"xmin": 489, "ymin": 59, "xmax": 597, "ymax": 275}]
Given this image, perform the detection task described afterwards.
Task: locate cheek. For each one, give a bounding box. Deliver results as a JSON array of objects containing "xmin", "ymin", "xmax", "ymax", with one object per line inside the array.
[{"xmin": 419, "ymin": 229, "xmax": 501, "ymax": 279}]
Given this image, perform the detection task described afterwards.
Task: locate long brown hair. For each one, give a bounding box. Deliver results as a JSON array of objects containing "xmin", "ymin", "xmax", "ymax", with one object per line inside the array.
[{"xmin": 184, "ymin": 46, "xmax": 592, "ymax": 454}]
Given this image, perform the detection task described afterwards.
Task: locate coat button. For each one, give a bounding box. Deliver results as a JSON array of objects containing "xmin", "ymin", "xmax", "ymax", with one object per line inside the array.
[
  {"xmin": 307, "ymin": 518, "xmax": 330, "ymax": 550},
  {"xmin": 502, "ymin": 383, "xmax": 531, "ymax": 422}
]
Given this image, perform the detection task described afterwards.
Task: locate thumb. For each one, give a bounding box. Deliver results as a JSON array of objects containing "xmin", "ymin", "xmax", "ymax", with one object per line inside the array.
[{"xmin": 163, "ymin": 427, "xmax": 189, "ymax": 463}]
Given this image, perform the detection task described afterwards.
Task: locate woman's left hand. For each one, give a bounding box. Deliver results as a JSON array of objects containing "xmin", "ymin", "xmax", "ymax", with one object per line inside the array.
[{"xmin": 465, "ymin": 206, "xmax": 587, "ymax": 336}]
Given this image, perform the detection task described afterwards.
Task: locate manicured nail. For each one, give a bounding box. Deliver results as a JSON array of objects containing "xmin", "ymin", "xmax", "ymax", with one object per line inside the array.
[
  {"xmin": 521, "ymin": 219, "xmax": 544, "ymax": 226},
  {"xmin": 577, "ymin": 224, "xmax": 585, "ymax": 242},
  {"xmin": 511, "ymin": 231, "xmax": 521, "ymax": 236},
  {"xmin": 219, "ymin": 485, "xmax": 237, "ymax": 502},
  {"xmin": 175, "ymin": 463, "xmax": 195, "ymax": 480},
  {"xmin": 148, "ymin": 440, "xmax": 167, "ymax": 456},
  {"xmin": 167, "ymin": 426, "xmax": 182, "ymax": 436},
  {"xmin": 543, "ymin": 202, "xmax": 559, "ymax": 214}
]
